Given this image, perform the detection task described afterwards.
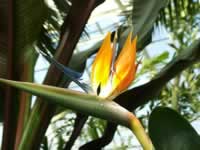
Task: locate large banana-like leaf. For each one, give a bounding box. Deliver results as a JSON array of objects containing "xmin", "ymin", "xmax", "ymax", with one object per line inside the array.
[
  {"xmin": 149, "ymin": 107, "xmax": 200, "ymax": 150},
  {"xmin": 0, "ymin": 0, "xmax": 47, "ymax": 74},
  {"xmin": 118, "ymin": 0, "xmax": 168, "ymax": 51},
  {"xmin": 0, "ymin": 0, "xmax": 8, "ymax": 78},
  {"xmin": 15, "ymin": 0, "xmax": 47, "ymax": 53},
  {"xmin": 0, "ymin": 51, "xmax": 6, "ymax": 78},
  {"xmin": 0, "ymin": 50, "xmax": 6, "ymax": 122},
  {"xmin": 0, "ymin": 0, "xmax": 47, "ymax": 114},
  {"xmin": 1, "ymin": 0, "xmax": 47, "ymax": 149},
  {"xmin": 132, "ymin": 0, "xmax": 168, "ymax": 40},
  {"xmin": 0, "ymin": 0, "xmax": 8, "ymax": 116}
]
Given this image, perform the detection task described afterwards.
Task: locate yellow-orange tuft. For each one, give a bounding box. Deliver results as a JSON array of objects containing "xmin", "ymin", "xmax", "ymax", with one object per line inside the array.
[
  {"xmin": 112, "ymin": 33, "xmax": 137, "ymax": 95},
  {"xmin": 91, "ymin": 32, "xmax": 113, "ymax": 94}
]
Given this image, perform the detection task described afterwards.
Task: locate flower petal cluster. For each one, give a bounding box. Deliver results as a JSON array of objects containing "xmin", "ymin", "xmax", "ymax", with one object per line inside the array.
[{"xmin": 91, "ymin": 32, "xmax": 137, "ymax": 98}]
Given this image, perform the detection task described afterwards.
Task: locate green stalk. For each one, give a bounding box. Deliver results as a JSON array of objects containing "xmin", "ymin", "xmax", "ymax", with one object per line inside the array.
[
  {"xmin": 128, "ymin": 113, "xmax": 154, "ymax": 150},
  {"xmin": 14, "ymin": 49, "xmax": 38, "ymax": 149}
]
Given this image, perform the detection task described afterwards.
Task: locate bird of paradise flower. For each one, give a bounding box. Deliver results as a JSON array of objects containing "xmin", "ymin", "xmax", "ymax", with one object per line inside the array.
[
  {"xmin": 91, "ymin": 31, "xmax": 138, "ymax": 98},
  {"xmin": 0, "ymin": 30, "xmax": 154, "ymax": 150},
  {"xmin": 39, "ymin": 31, "xmax": 138, "ymax": 100}
]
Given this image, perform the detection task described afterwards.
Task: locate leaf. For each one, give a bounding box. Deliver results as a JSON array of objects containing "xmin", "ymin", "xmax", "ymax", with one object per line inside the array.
[
  {"xmin": 1, "ymin": 0, "xmax": 46, "ymax": 76},
  {"xmin": 0, "ymin": 0, "xmax": 47, "ymax": 120},
  {"xmin": 15, "ymin": 0, "xmax": 47, "ymax": 53},
  {"xmin": 0, "ymin": 0, "xmax": 8, "ymax": 77},
  {"xmin": 0, "ymin": 90, "xmax": 4, "ymax": 122},
  {"xmin": 149, "ymin": 107, "xmax": 200, "ymax": 150},
  {"xmin": 14, "ymin": 0, "xmax": 47, "ymax": 143},
  {"xmin": 52, "ymin": 0, "xmax": 70, "ymax": 15},
  {"xmin": 0, "ymin": 52, "xmax": 6, "ymax": 78},
  {"xmin": 144, "ymin": 51, "xmax": 169, "ymax": 66},
  {"xmin": 118, "ymin": 0, "xmax": 168, "ymax": 51},
  {"xmin": 137, "ymin": 51, "xmax": 169, "ymax": 77},
  {"xmin": 0, "ymin": 53, "xmax": 6, "ymax": 122},
  {"xmin": 1, "ymin": 0, "xmax": 47, "ymax": 147},
  {"xmin": 132, "ymin": 0, "xmax": 168, "ymax": 41}
]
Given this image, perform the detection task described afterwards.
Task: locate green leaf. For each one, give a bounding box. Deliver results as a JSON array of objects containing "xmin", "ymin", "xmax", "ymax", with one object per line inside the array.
[
  {"xmin": 0, "ymin": 90, "xmax": 4, "ymax": 122},
  {"xmin": 0, "ymin": 53, "xmax": 5, "ymax": 122},
  {"xmin": 0, "ymin": 0, "xmax": 47, "ymax": 96},
  {"xmin": 149, "ymin": 107, "xmax": 200, "ymax": 150},
  {"xmin": 118, "ymin": 0, "xmax": 168, "ymax": 51},
  {"xmin": 52, "ymin": 0, "xmax": 70, "ymax": 15},
  {"xmin": 0, "ymin": 51, "xmax": 6, "ymax": 78},
  {"xmin": 144, "ymin": 51, "xmax": 169, "ymax": 66},
  {"xmin": 1, "ymin": 1, "xmax": 46, "ymax": 148},
  {"xmin": 15, "ymin": 0, "xmax": 47, "ymax": 52},
  {"xmin": 137, "ymin": 51, "xmax": 169, "ymax": 77},
  {"xmin": 132, "ymin": 0, "xmax": 168, "ymax": 49},
  {"xmin": 0, "ymin": 0, "xmax": 8, "ymax": 77}
]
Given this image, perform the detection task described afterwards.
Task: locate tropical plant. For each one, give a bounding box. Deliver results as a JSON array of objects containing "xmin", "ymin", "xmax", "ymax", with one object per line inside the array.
[{"xmin": 0, "ymin": 0, "xmax": 200, "ymax": 150}]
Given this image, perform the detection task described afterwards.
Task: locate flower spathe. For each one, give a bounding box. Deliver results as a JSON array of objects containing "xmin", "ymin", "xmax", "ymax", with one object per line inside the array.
[{"xmin": 91, "ymin": 32, "xmax": 137, "ymax": 98}]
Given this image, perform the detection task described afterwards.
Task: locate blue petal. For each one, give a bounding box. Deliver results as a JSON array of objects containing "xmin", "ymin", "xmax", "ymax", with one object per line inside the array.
[
  {"xmin": 46, "ymin": 55, "xmax": 82, "ymax": 79},
  {"xmin": 40, "ymin": 52, "xmax": 90, "ymax": 93}
]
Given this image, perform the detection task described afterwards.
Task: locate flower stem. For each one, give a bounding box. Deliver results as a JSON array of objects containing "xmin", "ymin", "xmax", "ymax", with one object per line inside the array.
[{"xmin": 128, "ymin": 113, "xmax": 154, "ymax": 150}]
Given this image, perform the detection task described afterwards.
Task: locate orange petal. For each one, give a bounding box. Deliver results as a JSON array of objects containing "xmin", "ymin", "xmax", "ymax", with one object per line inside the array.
[
  {"xmin": 112, "ymin": 33, "xmax": 137, "ymax": 94},
  {"xmin": 91, "ymin": 32, "xmax": 113, "ymax": 93}
]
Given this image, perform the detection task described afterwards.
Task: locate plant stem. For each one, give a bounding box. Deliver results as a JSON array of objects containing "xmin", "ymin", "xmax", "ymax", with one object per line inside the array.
[
  {"xmin": 171, "ymin": 75, "xmax": 180, "ymax": 110},
  {"xmin": 128, "ymin": 113, "xmax": 154, "ymax": 150},
  {"xmin": 2, "ymin": 0, "xmax": 18, "ymax": 149}
]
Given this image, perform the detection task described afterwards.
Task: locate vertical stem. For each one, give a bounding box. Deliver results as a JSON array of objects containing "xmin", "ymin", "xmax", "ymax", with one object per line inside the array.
[
  {"xmin": 171, "ymin": 75, "xmax": 180, "ymax": 110},
  {"xmin": 64, "ymin": 114, "xmax": 88, "ymax": 150},
  {"xmin": 14, "ymin": 51, "xmax": 38, "ymax": 150},
  {"xmin": 2, "ymin": 0, "xmax": 19, "ymax": 149}
]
